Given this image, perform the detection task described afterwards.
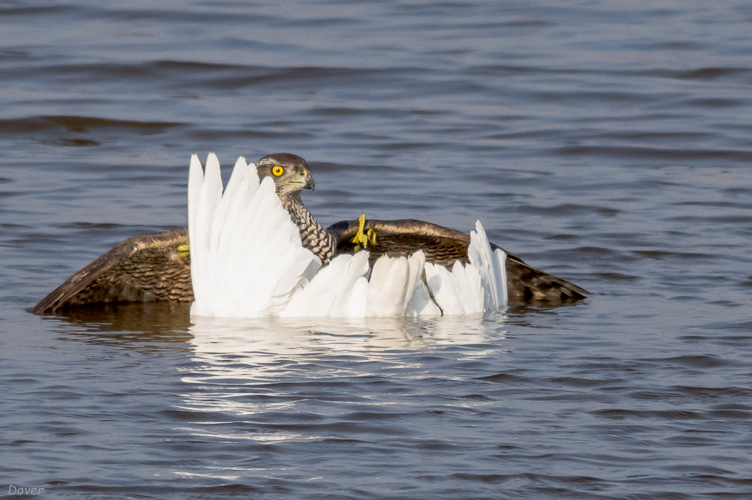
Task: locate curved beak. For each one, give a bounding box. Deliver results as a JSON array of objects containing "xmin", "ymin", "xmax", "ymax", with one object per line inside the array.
[{"xmin": 304, "ymin": 169, "xmax": 315, "ymax": 191}]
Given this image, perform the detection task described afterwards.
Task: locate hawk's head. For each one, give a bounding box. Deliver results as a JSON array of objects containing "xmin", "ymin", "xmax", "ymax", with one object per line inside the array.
[{"xmin": 256, "ymin": 153, "xmax": 314, "ymax": 203}]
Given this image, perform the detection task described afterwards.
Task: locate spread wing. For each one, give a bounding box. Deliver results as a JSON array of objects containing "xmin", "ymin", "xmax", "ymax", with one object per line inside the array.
[
  {"xmin": 34, "ymin": 218, "xmax": 588, "ymax": 313},
  {"xmin": 328, "ymin": 218, "xmax": 589, "ymax": 306},
  {"xmin": 32, "ymin": 228, "xmax": 193, "ymax": 314}
]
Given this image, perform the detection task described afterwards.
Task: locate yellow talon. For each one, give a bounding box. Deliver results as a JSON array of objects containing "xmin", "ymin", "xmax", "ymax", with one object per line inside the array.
[
  {"xmin": 351, "ymin": 214, "xmax": 368, "ymax": 251},
  {"xmin": 177, "ymin": 244, "xmax": 190, "ymax": 257},
  {"xmin": 351, "ymin": 214, "xmax": 377, "ymax": 252}
]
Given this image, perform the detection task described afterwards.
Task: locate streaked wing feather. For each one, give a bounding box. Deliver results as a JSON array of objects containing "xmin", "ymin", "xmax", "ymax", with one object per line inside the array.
[
  {"xmin": 328, "ymin": 218, "xmax": 588, "ymax": 306},
  {"xmin": 32, "ymin": 228, "xmax": 192, "ymax": 314}
]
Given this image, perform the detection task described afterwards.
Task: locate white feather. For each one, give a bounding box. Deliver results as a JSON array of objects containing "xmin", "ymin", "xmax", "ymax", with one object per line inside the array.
[
  {"xmin": 405, "ymin": 281, "xmax": 442, "ymax": 317},
  {"xmin": 424, "ymin": 260, "xmax": 484, "ymax": 315},
  {"xmin": 279, "ymin": 252, "xmax": 370, "ymax": 318},
  {"xmin": 366, "ymin": 250, "xmax": 425, "ymax": 317},
  {"xmin": 494, "ymin": 248, "xmax": 508, "ymax": 307},
  {"xmin": 424, "ymin": 262, "xmax": 460, "ymax": 315},
  {"xmin": 422, "ymin": 221, "xmax": 509, "ymax": 316},
  {"xmin": 467, "ymin": 220, "xmax": 508, "ymax": 309},
  {"xmin": 189, "ymin": 155, "xmax": 317, "ymax": 318},
  {"xmin": 187, "ymin": 155, "xmax": 509, "ymax": 319}
]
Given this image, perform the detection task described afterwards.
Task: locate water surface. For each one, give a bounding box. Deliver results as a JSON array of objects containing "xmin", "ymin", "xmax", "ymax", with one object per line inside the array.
[{"xmin": 1, "ymin": 1, "xmax": 751, "ymax": 498}]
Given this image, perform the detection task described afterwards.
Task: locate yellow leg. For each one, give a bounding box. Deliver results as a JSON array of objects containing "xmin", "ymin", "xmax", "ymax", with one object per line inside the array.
[{"xmin": 351, "ymin": 214, "xmax": 377, "ymax": 251}]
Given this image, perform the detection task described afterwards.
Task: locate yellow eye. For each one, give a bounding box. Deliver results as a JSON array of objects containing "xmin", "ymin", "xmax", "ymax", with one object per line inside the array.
[{"xmin": 272, "ymin": 165, "xmax": 284, "ymax": 176}]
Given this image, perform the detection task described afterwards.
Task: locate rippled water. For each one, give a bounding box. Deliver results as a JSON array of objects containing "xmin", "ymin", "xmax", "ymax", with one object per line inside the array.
[{"xmin": 2, "ymin": 1, "xmax": 752, "ymax": 498}]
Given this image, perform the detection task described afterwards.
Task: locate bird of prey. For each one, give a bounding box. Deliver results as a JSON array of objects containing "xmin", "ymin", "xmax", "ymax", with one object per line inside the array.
[{"xmin": 32, "ymin": 153, "xmax": 588, "ymax": 315}]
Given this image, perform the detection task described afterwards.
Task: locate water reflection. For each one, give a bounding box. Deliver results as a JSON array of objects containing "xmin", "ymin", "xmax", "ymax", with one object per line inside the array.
[
  {"xmin": 40, "ymin": 301, "xmax": 509, "ymax": 454},
  {"xmin": 42, "ymin": 300, "xmax": 507, "ymax": 354},
  {"xmin": 187, "ymin": 312, "xmax": 506, "ymax": 359},
  {"xmin": 180, "ymin": 312, "xmax": 508, "ymax": 430},
  {"xmin": 43, "ymin": 302, "xmax": 193, "ymax": 351}
]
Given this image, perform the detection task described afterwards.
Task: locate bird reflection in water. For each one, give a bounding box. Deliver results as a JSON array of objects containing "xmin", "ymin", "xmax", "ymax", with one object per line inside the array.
[{"xmin": 180, "ymin": 313, "xmax": 507, "ymax": 426}]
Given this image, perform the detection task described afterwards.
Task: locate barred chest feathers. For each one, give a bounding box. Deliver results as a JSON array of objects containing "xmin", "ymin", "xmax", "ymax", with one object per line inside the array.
[{"xmin": 285, "ymin": 196, "xmax": 336, "ymax": 265}]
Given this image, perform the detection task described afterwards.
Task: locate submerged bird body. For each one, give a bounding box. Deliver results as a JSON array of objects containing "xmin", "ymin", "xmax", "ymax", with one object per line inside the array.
[{"xmin": 32, "ymin": 153, "xmax": 588, "ymax": 315}]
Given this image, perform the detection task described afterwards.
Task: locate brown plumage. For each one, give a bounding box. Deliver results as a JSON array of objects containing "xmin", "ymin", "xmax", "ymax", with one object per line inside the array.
[
  {"xmin": 33, "ymin": 154, "xmax": 588, "ymax": 314},
  {"xmin": 32, "ymin": 229, "xmax": 192, "ymax": 314}
]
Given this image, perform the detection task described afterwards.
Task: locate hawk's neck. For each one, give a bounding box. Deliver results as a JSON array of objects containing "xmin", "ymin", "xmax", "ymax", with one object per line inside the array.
[{"xmin": 284, "ymin": 196, "xmax": 336, "ymax": 265}]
